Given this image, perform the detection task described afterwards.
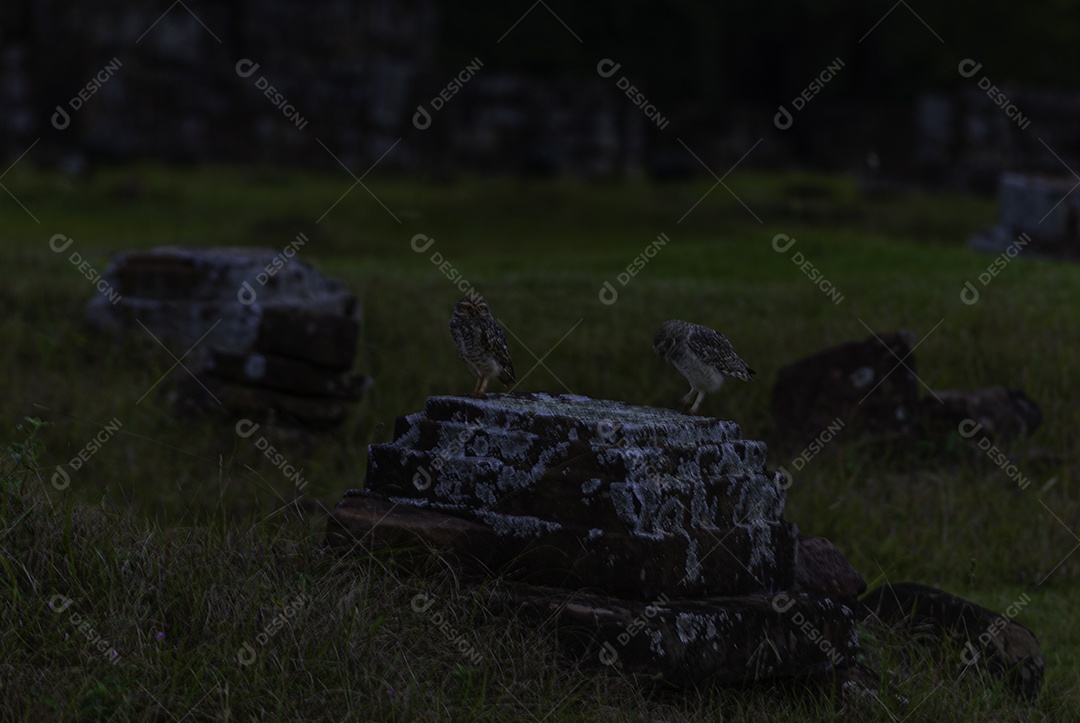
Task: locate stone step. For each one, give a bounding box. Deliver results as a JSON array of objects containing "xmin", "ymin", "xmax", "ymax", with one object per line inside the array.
[
  {"xmin": 391, "ymin": 418, "xmax": 768, "ymax": 476},
  {"xmin": 366, "ymin": 446, "xmax": 784, "ymax": 530},
  {"xmin": 419, "ymin": 393, "xmax": 743, "ymax": 446},
  {"xmin": 491, "ymin": 584, "xmax": 858, "ymax": 685},
  {"xmin": 254, "ymin": 304, "xmax": 359, "ymax": 369},
  {"xmin": 327, "ymin": 491, "xmax": 797, "ymax": 599}
]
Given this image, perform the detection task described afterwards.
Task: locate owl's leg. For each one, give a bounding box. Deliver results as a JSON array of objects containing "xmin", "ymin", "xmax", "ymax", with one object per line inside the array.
[
  {"xmin": 472, "ymin": 376, "xmax": 482, "ymax": 396},
  {"xmin": 680, "ymin": 387, "xmax": 696, "ymax": 406},
  {"xmin": 476, "ymin": 375, "xmax": 491, "ymax": 397},
  {"xmin": 687, "ymin": 391, "xmax": 705, "ymax": 414}
]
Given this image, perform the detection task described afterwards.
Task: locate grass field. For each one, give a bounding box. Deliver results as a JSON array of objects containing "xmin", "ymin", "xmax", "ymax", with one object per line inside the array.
[{"xmin": 1, "ymin": 165, "xmax": 1078, "ymax": 720}]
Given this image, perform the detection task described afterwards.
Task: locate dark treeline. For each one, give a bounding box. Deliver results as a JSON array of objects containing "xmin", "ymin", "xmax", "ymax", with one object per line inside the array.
[{"xmin": 439, "ymin": 0, "xmax": 1080, "ymax": 104}]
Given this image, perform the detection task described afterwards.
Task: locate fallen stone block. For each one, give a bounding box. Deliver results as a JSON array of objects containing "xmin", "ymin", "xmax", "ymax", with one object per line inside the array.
[
  {"xmin": 86, "ymin": 246, "xmax": 367, "ymax": 429},
  {"xmin": 771, "ymin": 331, "xmax": 920, "ymax": 452},
  {"xmin": 255, "ymin": 305, "xmax": 359, "ymax": 369},
  {"xmin": 206, "ymin": 350, "xmax": 368, "ymax": 399},
  {"xmin": 794, "ymin": 536, "xmax": 866, "ymax": 599},
  {"xmin": 921, "ymin": 387, "xmax": 1042, "ymax": 444},
  {"xmin": 862, "ymin": 581, "xmax": 1043, "ymax": 700},
  {"xmin": 490, "ymin": 583, "xmax": 859, "ymax": 685}
]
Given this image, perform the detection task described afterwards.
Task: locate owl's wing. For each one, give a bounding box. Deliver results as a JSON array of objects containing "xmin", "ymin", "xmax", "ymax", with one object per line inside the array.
[
  {"xmin": 483, "ymin": 317, "xmax": 516, "ymax": 383},
  {"xmin": 689, "ymin": 326, "xmax": 755, "ymax": 380}
]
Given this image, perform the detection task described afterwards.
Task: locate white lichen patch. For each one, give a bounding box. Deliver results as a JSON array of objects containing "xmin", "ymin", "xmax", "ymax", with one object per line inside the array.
[
  {"xmin": 386, "ymin": 496, "xmax": 430, "ymax": 508},
  {"xmin": 433, "ymin": 463, "xmax": 465, "ymax": 503},
  {"xmin": 681, "ymin": 536, "xmax": 703, "ymax": 584},
  {"xmin": 477, "ymin": 511, "xmax": 562, "ymax": 538},
  {"xmin": 496, "ymin": 464, "xmax": 533, "ymax": 493},
  {"xmin": 743, "ymin": 518, "xmax": 783, "ymax": 576},
  {"xmin": 394, "ymin": 414, "xmax": 424, "ymax": 452},
  {"xmin": 428, "ymin": 393, "xmax": 742, "ymax": 445},
  {"xmin": 647, "ymin": 628, "xmax": 666, "ymax": 657},
  {"xmin": 674, "ymin": 611, "xmax": 721, "ymax": 644},
  {"xmin": 476, "ymin": 482, "xmax": 498, "ymax": 507}
]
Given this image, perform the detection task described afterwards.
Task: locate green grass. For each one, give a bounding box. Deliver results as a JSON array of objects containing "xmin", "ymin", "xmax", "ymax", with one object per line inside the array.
[{"xmin": 1, "ymin": 166, "xmax": 1078, "ymax": 719}]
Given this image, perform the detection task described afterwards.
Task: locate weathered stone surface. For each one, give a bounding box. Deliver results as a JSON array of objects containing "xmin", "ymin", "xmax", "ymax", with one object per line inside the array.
[
  {"xmin": 206, "ymin": 350, "xmax": 368, "ymax": 399},
  {"xmin": 969, "ymin": 173, "xmax": 1080, "ymax": 261},
  {"xmin": 862, "ymin": 582, "xmax": 1043, "ymax": 700},
  {"xmin": 326, "ymin": 393, "xmax": 874, "ymax": 688},
  {"xmin": 86, "ymin": 246, "xmax": 366, "ymax": 428},
  {"xmin": 339, "ymin": 393, "xmax": 797, "ymax": 599},
  {"xmin": 86, "ymin": 246, "xmax": 358, "ymax": 360},
  {"xmin": 801, "ymin": 663, "xmax": 908, "ymax": 709},
  {"xmin": 793, "ymin": 536, "xmax": 866, "ymax": 599},
  {"xmin": 328, "ymin": 489, "xmax": 796, "ymax": 599},
  {"xmin": 325, "ymin": 490, "xmax": 497, "ymax": 557},
  {"xmin": 255, "ymin": 305, "xmax": 359, "ymax": 370},
  {"xmin": 921, "ymin": 387, "xmax": 1042, "ymax": 443},
  {"xmin": 489, "ymin": 584, "xmax": 859, "ymax": 685},
  {"xmin": 770, "ymin": 331, "xmax": 920, "ymax": 451}
]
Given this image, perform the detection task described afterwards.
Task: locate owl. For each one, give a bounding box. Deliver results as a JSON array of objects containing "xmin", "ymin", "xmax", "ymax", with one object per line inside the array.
[
  {"xmin": 654, "ymin": 320, "xmax": 755, "ymax": 414},
  {"xmin": 450, "ymin": 295, "xmax": 516, "ymax": 396}
]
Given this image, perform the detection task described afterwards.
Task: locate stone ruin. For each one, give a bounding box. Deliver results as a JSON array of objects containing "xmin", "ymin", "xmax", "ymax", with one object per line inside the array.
[
  {"xmin": 770, "ymin": 330, "xmax": 1042, "ymax": 454},
  {"xmin": 327, "ymin": 393, "xmax": 864, "ymax": 685},
  {"xmin": 328, "ymin": 392, "xmax": 1045, "ymax": 698},
  {"xmin": 969, "ymin": 172, "xmax": 1080, "ymax": 261},
  {"xmin": 86, "ymin": 246, "xmax": 368, "ymax": 428}
]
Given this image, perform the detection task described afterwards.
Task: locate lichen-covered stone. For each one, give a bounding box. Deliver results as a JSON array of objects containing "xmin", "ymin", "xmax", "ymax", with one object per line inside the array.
[
  {"xmin": 491, "ymin": 584, "xmax": 859, "ymax": 685},
  {"xmin": 794, "ymin": 536, "xmax": 867, "ymax": 599},
  {"xmin": 344, "ymin": 393, "xmax": 797, "ymax": 599},
  {"xmin": 921, "ymin": 387, "xmax": 1042, "ymax": 444},
  {"xmin": 207, "ymin": 350, "xmax": 368, "ymax": 399},
  {"xmin": 862, "ymin": 581, "xmax": 1044, "ymax": 700},
  {"xmin": 770, "ymin": 332, "xmax": 920, "ymax": 451},
  {"xmin": 329, "ymin": 392, "xmax": 869, "ymax": 687},
  {"xmin": 86, "ymin": 246, "xmax": 358, "ymax": 360},
  {"xmin": 328, "ymin": 489, "xmax": 796, "ymax": 598},
  {"xmin": 86, "ymin": 246, "xmax": 366, "ymax": 429}
]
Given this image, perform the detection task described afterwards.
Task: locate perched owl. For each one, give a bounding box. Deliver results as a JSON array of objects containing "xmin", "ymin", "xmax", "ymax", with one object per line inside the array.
[
  {"xmin": 654, "ymin": 320, "xmax": 755, "ymax": 414},
  {"xmin": 450, "ymin": 295, "xmax": 516, "ymax": 396}
]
